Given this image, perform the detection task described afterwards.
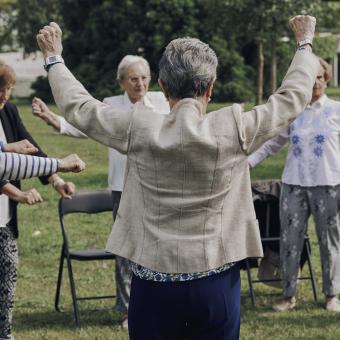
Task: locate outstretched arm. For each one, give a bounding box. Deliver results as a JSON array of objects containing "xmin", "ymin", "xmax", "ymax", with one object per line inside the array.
[
  {"xmin": 32, "ymin": 97, "xmax": 88, "ymax": 138},
  {"xmin": 0, "ymin": 152, "xmax": 85, "ymax": 180},
  {"xmin": 248, "ymin": 130, "xmax": 289, "ymax": 168},
  {"xmin": 233, "ymin": 16, "xmax": 319, "ymax": 155},
  {"xmin": 1, "ymin": 183, "xmax": 43, "ymax": 205},
  {"xmin": 32, "ymin": 97, "xmax": 61, "ymax": 131},
  {"xmin": 3, "ymin": 139, "xmax": 38, "ymax": 154},
  {"xmin": 37, "ymin": 23, "xmax": 131, "ymax": 154}
]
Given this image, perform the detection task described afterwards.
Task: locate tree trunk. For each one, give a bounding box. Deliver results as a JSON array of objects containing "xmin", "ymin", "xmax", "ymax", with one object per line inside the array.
[
  {"xmin": 270, "ymin": 40, "xmax": 277, "ymax": 93},
  {"xmin": 256, "ymin": 41, "xmax": 264, "ymax": 105}
]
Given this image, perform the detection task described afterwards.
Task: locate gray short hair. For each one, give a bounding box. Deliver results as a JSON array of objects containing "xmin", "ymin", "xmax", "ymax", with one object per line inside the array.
[
  {"xmin": 159, "ymin": 38, "xmax": 218, "ymax": 99},
  {"xmin": 117, "ymin": 55, "xmax": 150, "ymax": 80}
]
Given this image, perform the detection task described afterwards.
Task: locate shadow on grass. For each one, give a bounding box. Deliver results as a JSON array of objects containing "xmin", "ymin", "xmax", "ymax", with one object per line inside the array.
[
  {"xmin": 241, "ymin": 300, "xmax": 340, "ymax": 330},
  {"xmin": 15, "ymin": 308, "xmax": 121, "ymax": 331}
]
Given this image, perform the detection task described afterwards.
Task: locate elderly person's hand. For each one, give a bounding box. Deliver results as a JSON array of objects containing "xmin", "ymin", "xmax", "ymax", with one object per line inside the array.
[
  {"xmin": 32, "ymin": 97, "xmax": 49, "ymax": 119},
  {"xmin": 32, "ymin": 97, "xmax": 62, "ymax": 131},
  {"xmin": 59, "ymin": 154, "xmax": 86, "ymax": 173},
  {"xmin": 4, "ymin": 139, "xmax": 38, "ymax": 155},
  {"xmin": 1, "ymin": 183, "xmax": 43, "ymax": 204},
  {"xmin": 54, "ymin": 180, "xmax": 76, "ymax": 200},
  {"xmin": 19, "ymin": 188, "xmax": 43, "ymax": 205},
  {"xmin": 289, "ymin": 15, "xmax": 316, "ymax": 45},
  {"xmin": 36, "ymin": 22, "xmax": 63, "ymax": 58}
]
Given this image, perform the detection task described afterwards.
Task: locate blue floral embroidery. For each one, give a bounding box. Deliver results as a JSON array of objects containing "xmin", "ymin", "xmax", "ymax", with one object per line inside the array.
[
  {"xmin": 293, "ymin": 146, "xmax": 302, "ymax": 157},
  {"xmin": 314, "ymin": 134, "xmax": 325, "ymax": 144},
  {"xmin": 291, "ymin": 135, "xmax": 300, "ymax": 144},
  {"xmin": 130, "ymin": 262, "xmax": 235, "ymax": 282},
  {"xmin": 313, "ymin": 146, "xmax": 323, "ymax": 157}
]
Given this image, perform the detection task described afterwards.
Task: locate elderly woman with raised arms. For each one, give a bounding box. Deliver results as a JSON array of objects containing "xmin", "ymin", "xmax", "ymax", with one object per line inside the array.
[{"xmin": 37, "ymin": 15, "xmax": 318, "ymax": 340}]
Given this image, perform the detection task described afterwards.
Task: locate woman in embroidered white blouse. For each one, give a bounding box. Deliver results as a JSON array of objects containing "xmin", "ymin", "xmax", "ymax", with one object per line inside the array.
[{"xmin": 248, "ymin": 58, "xmax": 340, "ymax": 313}]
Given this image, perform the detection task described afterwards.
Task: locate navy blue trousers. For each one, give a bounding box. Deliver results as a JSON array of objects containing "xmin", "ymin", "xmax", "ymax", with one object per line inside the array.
[{"xmin": 128, "ymin": 264, "xmax": 240, "ymax": 340}]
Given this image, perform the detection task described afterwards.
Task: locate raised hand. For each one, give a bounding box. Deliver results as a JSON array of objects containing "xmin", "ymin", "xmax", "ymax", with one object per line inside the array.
[
  {"xmin": 36, "ymin": 22, "xmax": 63, "ymax": 58},
  {"xmin": 32, "ymin": 97, "xmax": 49, "ymax": 119},
  {"xmin": 4, "ymin": 139, "xmax": 38, "ymax": 155},
  {"xmin": 58, "ymin": 154, "xmax": 86, "ymax": 173},
  {"xmin": 289, "ymin": 15, "xmax": 316, "ymax": 45},
  {"xmin": 32, "ymin": 97, "xmax": 61, "ymax": 130}
]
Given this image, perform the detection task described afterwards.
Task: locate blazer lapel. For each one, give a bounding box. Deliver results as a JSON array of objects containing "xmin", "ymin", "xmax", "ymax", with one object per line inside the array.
[{"xmin": 0, "ymin": 105, "xmax": 15, "ymax": 143}]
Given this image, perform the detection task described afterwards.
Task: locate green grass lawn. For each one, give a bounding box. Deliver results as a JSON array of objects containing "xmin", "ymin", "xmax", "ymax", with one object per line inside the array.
[{"xmin": 10, "ymin": 88, "xmax": 340, "ymax": 339}]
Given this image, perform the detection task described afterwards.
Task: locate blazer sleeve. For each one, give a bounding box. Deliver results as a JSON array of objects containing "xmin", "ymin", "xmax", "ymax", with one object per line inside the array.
[
  {"xmin": 10, "ymin": 104, "xmax": 50, "ymax": 184},
  {"xmin": 59, "ymin": 116, "xmax": 88, "ymax": 138},
  {"xmin": 233, "ymin": 50, "xmax": 320, "ymax": 155},
  {"xmin": 48, "ymin": 64, "xmax": 132, "ymax": 154}
]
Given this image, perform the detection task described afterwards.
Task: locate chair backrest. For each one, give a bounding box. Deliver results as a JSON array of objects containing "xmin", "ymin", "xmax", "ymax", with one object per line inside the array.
[
  {"xmin": 58, "ymin": 190, "xmax": 114, "ymax": 249},
  {"xmin": 59, "ymin": 190, "xmax": 114, "ymax": 216}
]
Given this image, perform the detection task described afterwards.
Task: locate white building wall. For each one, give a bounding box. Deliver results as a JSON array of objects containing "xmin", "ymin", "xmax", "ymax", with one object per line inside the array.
[{"xmin": 0, "ymin": 51, "xmax": 45, "ymax": 97}]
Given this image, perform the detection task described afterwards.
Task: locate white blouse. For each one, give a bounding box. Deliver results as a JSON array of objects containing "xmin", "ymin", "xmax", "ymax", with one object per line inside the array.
[{"xmin": 248, "ymin": 95, "xmax": 340, "ymax": 186}]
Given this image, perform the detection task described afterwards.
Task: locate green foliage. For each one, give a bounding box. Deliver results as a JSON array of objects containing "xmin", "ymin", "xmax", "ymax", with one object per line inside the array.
[
  {"xmin": 263, "ymin": 39, "xmax": 296, "ymax": 96},
  {"xmin": 313, "ymin": 35, "xmax": 337, "ymax": 60},
  {"xmin": 210, "ymin": 36, "xmax": 255, "ymax": 102},
  {"xmin": 18, "ymin": 0, "xmax": 340, "ymax": 104},
  {"xmin": 224, "ymin": 0, "xmax": 320, "ymax": 44},
  {"xmin": 16, "ymin": 0, "xmax": 60, "ymax": 54},
  {"xmin": 0, "ymin": 0, "xmax": 17, "ymax": 51},
  {"xmin": 317, "ymin": 1, "xmax": 340, "ymax": 32},
  {"xmin": 30, "ymin": 75, "xmax": 54, "ymax": 103},
  {"xmin": 58, "ymin": 0, "xmax": 147, "ymax": 99},
  {"xmin": 27, "ymin": 0, "xmax": 257, "ymax": 102}
]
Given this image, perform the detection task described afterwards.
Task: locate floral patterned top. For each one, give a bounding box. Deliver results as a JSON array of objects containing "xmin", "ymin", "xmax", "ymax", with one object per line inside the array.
[
  {"xmin": 248, "ymin": 95, "xmax": 340, "ymax": 186},
  {"xmin": 130, "ymin": 261, "xmax": 235, "ymax": 282}
]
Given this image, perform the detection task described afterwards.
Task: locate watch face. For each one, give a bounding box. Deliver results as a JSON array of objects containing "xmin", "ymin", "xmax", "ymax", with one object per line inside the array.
[{"xmin": 48, "ymin": 56, "xmax": 57, "ymax": 63}]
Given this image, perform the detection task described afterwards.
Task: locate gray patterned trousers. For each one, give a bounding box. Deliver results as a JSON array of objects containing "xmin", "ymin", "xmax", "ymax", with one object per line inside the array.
[
  {"xmin": 280, "ymin": 183, "xmax": 340, "ymax": 297},
  {"xmin": 0, "ymin": 227, "xmax": 18, "ymax": 340},
  {"xmin": 112, "ymin": 191, "xmax": 132, "ymax": 315}
]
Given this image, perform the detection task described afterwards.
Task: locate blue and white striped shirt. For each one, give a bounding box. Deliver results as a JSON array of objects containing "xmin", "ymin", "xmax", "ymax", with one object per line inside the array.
[{"xmin": 0, "ymin": 152, "xmax": 59, "ymax": 180}]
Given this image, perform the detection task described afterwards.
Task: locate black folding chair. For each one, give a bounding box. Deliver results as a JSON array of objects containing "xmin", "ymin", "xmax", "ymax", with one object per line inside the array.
[
  {"xmin": 245, "ymin": 180, "xmax": 317, "ymax": 306},
  {"xmin": 55, "ymin": 190, "xmax": 116, "ymax": 326}
]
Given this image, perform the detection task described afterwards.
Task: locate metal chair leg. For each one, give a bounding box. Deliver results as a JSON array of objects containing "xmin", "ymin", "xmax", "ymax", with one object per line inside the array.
[
  {"xmin": 245, "ymin": 259, "xmax": 256, "ymax": 306},
  {"xmin": 55, "ymin": 246, "xmax": 65, "ymax": 312},
  {"xmin": 305, "ymin": 237, "xmax": 317, "ymax": 301},
  {"xmin": 66, "ymin": 257, "xmax": 80, "ymax": 326}
]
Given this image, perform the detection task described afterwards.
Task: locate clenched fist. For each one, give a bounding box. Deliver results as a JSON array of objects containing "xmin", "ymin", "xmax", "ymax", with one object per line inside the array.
[
  {"xmin": 4, "ymin": 139, "xmax": 38, "ymax": 155},
  {"xmin": 58, "ymin": 154, "xmax": 86, "ymax": 173},
  {"xmin": 36, "ymin": 22, "xmax": 63, "ymax": 58},
  {"xmin": 289, "ymin": 15, "xmax": 316, "ymax": 45}
]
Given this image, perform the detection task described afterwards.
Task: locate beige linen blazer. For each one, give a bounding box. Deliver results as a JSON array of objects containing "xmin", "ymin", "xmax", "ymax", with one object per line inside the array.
[{"xmin": 49, "ymin": 51, "xmax": 319, "ymax": 273}]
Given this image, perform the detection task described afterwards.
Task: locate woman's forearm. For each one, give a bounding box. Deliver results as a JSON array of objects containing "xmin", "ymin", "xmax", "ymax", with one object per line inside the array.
[{"xmin": 0, "ymin": 152, "xmax": 59, "ymax": 180}]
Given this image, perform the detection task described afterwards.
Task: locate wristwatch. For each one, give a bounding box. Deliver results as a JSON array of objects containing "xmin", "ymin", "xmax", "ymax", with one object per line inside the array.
[
  {"xmin": 297, "ymin": 38, "xmax": 313, "ymax": 48},
  {"xmin": 44, "ymin": 55, "xmax": 64, "ymax": 71}
]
